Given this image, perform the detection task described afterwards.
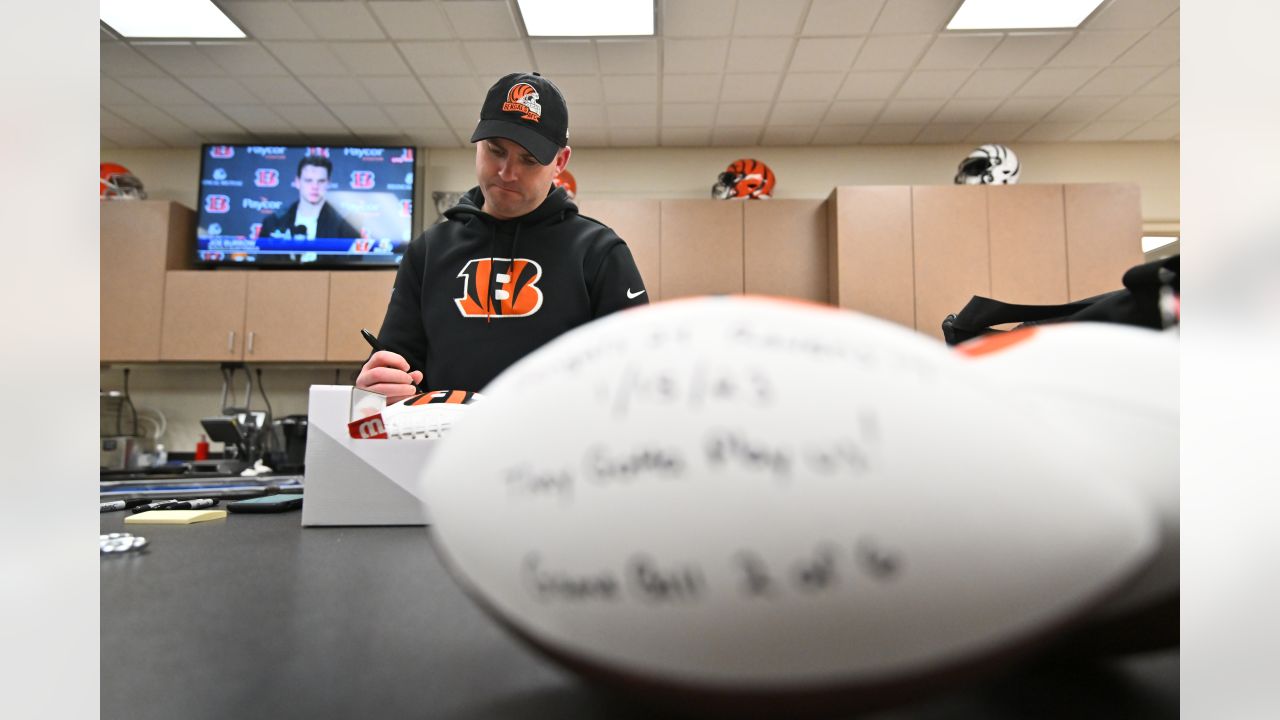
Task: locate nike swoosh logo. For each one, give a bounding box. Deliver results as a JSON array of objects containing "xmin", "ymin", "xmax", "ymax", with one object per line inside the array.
[{"xmin": 627, "ymin": 288, "xmax": 646, "ymax": 299}]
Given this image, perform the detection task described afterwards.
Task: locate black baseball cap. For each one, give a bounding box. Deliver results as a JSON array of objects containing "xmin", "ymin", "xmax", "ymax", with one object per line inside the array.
[{"xmin": 470, "ymin": 72, "xmax": 569, "ymax": 165}]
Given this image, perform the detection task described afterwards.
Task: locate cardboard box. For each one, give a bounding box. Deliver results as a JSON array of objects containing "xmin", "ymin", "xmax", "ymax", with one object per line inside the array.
[{"xmin": 301, "ymin": 385, "xmax": 436, "ymax": 527}]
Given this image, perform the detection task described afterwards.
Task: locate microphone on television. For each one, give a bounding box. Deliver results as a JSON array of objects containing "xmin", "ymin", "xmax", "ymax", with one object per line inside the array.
[{"xmin": 291, "ymin": 225, "xmax": 309, "ymax": 239}]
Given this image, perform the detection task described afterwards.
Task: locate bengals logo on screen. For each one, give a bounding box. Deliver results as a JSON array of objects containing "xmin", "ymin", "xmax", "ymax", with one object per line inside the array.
[
  {"xmin": 253, "ymin": 168, "xmax": 279, "ymax": 188},
  {"xmin": 250, "ymin": 222, "xmax": 262, "ymax": 239},
  {"xmin": 205, "ymin": 194, "xmax": 230, "ymax": 213},
  {"xmin": 306, "ymin": 146, "xmax": 330, "ymax": 158},
  {"xmin": 400, "ymin": 199, "xmax": 413, "ymax": 217},
  {"xmin": 455, "ymin": 258, "xmax": 543, "ymax": 318},
  {"xmin": 501, "ymin": 83, "xmax": 541, "ymax": 122},
  {"xmin": 350, "ymin": 170, "xmax": 376, "ymax": 189},
  {"xmin": 209, "ymin": 145, "xmax": 234, "ymax": 159},
  {"xmin": 392, "ymin": 148, "xmax": 414, "ymax": 164}
]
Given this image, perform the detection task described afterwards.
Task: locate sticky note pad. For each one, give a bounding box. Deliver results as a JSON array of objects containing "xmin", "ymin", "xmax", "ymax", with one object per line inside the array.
[{"xmin": 126, "ymin": 509, "xmax": 228, "ymax": 525}]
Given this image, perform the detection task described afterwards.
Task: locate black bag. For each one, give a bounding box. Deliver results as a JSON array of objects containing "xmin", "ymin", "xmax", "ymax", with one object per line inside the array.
[{"xmin": 942, "ymin": 255, "xmax": 1179, "ymax": 346}]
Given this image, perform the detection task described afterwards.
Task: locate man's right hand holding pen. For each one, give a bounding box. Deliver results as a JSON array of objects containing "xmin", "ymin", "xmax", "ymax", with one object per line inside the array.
[{"xmin": 356, "ymin": 328, "xmax": 423, "ymax": 403}]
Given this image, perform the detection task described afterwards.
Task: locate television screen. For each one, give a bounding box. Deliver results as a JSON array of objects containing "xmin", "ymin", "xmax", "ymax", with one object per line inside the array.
[{"xmin": 196, "ymin": 144, "xmax": 416, "ymax": 267}]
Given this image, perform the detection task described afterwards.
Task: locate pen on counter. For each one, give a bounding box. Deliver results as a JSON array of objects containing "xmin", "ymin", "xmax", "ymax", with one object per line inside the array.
[
  {"xmin": 101, "ymin": 499, "xmax": 152, "ymax": 513},
  {"xmin": 129, "ymin": 499, "xmax": 183, "ymax": 514},
  {"xmin": 152, "ymin": 499, "xmax": 220, "ymax": 511}
]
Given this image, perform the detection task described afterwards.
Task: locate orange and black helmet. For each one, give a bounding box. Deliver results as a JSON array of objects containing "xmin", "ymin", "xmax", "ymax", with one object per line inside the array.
[{"xmin": 712, "ymin": 158, "xmax": 775, "ymax": 199}]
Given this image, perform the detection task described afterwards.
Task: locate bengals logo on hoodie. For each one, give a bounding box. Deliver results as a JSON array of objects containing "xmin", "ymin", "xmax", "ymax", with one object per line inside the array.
[{"xmin": 455, "ymin": 257, "xmax": 544, "ymax": 318}]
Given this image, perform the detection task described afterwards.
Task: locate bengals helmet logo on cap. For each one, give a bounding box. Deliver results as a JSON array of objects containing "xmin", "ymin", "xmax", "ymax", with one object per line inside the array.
[{"xmin": 502, "ymin": 83, "xmax": 542, "ymax": 122}]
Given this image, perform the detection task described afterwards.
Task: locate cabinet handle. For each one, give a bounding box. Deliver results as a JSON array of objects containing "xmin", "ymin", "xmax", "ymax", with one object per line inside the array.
[
  {"xmin": 248, "ymin": 331, "xmax": 255, "ymax": 354},
  {"xmin": 227, "ymin": 330, "xmax": 235, "ymax": 353}
]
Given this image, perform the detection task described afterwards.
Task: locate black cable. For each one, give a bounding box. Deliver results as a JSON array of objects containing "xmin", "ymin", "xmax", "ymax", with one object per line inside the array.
[
  {"xmin": 255, "ymin": 368, "xmax": 274, "ymax": 420},
  {"xmin": 256, "ymin": 368, "xmax": 275, "ymax": 458},
  {"xmin": 123, "ymin": 367, "xmax": 138, "ymax": 437}
]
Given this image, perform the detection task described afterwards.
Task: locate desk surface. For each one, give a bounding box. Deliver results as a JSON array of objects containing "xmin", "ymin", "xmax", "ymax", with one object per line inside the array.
[{"xmin": 101, "ymin": 511, "xmax": 1177, "ymax": 720}]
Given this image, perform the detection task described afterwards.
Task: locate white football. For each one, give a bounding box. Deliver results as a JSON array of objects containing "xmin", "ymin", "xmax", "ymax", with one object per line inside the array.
[{"xmin": 420, "ymin": 296, "xmax": 1156, "ymax": 712}]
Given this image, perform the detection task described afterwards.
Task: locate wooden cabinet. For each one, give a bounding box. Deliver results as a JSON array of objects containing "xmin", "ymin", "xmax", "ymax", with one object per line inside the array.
[
  {"xmin": 912, "ymin": 186, "xmax": 990, "ymax": 340},
  {"xmin": 576, "ymin": 199, "xmax": 661, "ymax": 301},
  {"xmin": 101, "ymin": 201, "xmax": 194, "ymax": 361},
  {"xmin": 660, "ymin": 200, "xmax": 744, "ymax": 299},
  {"xmin": 1065, "ymin": 184, "xmax": 1144, "ymax": 300},
  {"xmin": 326, "ymin": 271, "xmax": 397, "ymax": 362},
  {"xmin": 245, "ymin": 272, "xmax": 331, "ymax": 361},
  {"xmin": 827, "ymin": 187, "xmax": 914, "ymax": 327},
  {"xmin": 744, "ymin": 200, "xmax": 828, "ymax": 303},
  {"xmin": 159, "ymin": 271, "xmax": 249, "ymax": 361}
]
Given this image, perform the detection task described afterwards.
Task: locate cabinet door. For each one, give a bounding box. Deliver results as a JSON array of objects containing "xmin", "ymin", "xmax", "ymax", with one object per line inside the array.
[
  {"xmin": 327, "ymin": 270, "xmax": 398, "ymax": 362},
  {"xmin": 988, "ymin": 185, "xmax": 1069, "ymax": 306},
  {"xmin": 576, "ymin": 199, "xmax": 661, "ymax": 301},
  {"xmin": 160, "ymin": 271, "xmax": 248, "ymax": 361},
  {"xmin": 660, "ymin": 200, "xmax": 743, "ymax": 300},
  {"xmin": 745, "ymin": 199, "xmax": 828, "ymax": 303},
  {"xmin": 244, "ymin": 272, "xmax": 331, "ymax": 361},
  {"xmin": 1065, "ymin": 183, "xmax": 1144, "ymax": 300},
  {"xmin": 828, "ymin": 187, "xmax": 915, "ymax": 328},
  {"xmin": 913, "ymin": 186, "xmax": 989, "ymax": 339},
  {"xmin": 101, "ymin": 201, "xmax": 194, "ymax": 362}
]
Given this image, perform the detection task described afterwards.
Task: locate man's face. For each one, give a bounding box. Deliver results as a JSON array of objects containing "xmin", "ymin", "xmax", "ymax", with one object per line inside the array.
[
  {"xmin": 296, "ymin": 164, "xmax": 329, "ymax": 205},
  {"xmin": 475, "ymin": 137, "xmax": 570, "ymax": 220}
]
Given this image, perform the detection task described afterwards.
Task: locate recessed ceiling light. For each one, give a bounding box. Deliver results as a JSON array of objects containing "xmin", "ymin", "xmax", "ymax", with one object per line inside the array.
[
  {"xmin": 1142, "ymin": 235, "xmax": 1179, "ymax": 253},
  {"xmin": 947, "ymin": 0, "xmax": 1106, "ymax": 30},
  {"xmin": 516, "ymin": 0, "xmax": 654, "ymax": 37},
  {"xmin": 101, "ymin": 0, "xmax": 245, "ymax": 39}
]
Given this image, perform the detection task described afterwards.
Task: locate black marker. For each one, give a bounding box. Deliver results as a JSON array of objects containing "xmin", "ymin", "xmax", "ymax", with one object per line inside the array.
[
  {"xmin": 361, "ymin": 328, "xmax": 421, "ymax": 384},
  {"xmin": 130, "ymin": 499, "xmax": 184, "ymax": 514},
  {"xmin": 155, "ymin": 499, "xmax": 220, "ymax": 511},
  {"xmin": 100, "ymin": 499, "xmax": 152, "ymax": 513}
]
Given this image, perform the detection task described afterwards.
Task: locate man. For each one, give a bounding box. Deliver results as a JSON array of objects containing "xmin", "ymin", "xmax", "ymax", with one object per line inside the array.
[
  {"xmin": 260, "ymin": 155, "xmax": 361, "ymax": 241},
  {"xmin": 357, "ymin": 72, "xmax": 649, "ymax": 399}
]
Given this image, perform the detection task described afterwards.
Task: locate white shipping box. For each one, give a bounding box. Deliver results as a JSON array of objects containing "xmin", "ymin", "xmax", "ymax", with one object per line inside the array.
[{"xmin": 301, "ymin": 385, "xmax": 436, "ymax": 526}]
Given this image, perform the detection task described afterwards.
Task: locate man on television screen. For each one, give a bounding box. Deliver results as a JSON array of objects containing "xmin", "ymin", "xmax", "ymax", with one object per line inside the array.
[{"xmin": 260, "ymin": 155, "xmax": 361, "ymax": 240}]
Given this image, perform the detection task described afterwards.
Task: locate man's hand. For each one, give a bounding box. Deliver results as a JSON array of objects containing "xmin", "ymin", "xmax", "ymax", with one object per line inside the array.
[{"xmin": 356, "ymin": 350, "xmax": 423, "ymax": 403}]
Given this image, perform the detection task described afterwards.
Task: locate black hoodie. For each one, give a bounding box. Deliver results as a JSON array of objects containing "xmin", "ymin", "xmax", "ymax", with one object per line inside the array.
[{"xmin": 377, "ymin": 185, "xmax": 649, "ymax": 392}]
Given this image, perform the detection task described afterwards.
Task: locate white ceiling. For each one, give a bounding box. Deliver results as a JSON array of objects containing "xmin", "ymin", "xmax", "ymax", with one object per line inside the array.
[{"xmin": 99, "ymin": 0, "xmax": 1179, "ymax": 149}]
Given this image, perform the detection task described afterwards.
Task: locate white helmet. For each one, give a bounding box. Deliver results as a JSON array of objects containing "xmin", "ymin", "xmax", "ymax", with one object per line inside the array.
[{"xmin": 955, "ymin": 144, "xmax": 1020, "ymax": 185}]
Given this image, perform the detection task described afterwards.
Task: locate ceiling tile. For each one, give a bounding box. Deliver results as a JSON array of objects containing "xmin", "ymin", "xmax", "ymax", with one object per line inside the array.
[
  {"xmin": 134, "ymin": 43, "xmax": 224, "ymax": 77},
  {"xmin": 663, "ymin": 0, "xmax": 736, "ymax": 37},
  {"xmin": 1137, "ymin": 66, "xmax": 1178, "ymax": 96},
  {"xmin": 531, "ymin": 41, "xmax": 598, "ymax": 75},
  {"xmin": 721, "ymin": 73, "xmax": 781, "ymax": 102},
  {"xmin": 853, "ymin": 35, "xmax": 931, "ymax": 71},
  {"xmin": 384, "ymin": 104, "xmax": 448, "ymax": 130},
  {"xmin": 1124, "ymin": 118, "xmax": 1179, "ymax": 141},
  {"xmin": 662, "ymin": 103, "xmax": 716, "ymax": 126},
  {"xmin": 100, "ymin": 136, "xmax": 120, "ymax": 149},
  {"xmin": 1076, "ymin": 66, "xmax": 1162, "ymax": 96},
  {"xmin": 219, "ymin": 105, "xmax": 295, "ymax": 133},
  {"xmin": 440, "ymin": 0, "xmax": 520, "ymax": 40},
  {"xmin": 1097, "ymin": 95, "xmax": 1176, "ymax": 123},
  {"xmin": 917, "ymin": 34, "xmax": 1001, "ymax": 70},
  {"xmin": 726, "ymin": 38, "xmax": 793, "ymax": 74},
  {"xmin": 272, "ymin": 104, "xmax": 348, "ymax": 134},
  {"xmin": 1048, "ymin": 32, "xmax": 1145, "ymax": 67},
  {"xmin": 220, "ymin": 2, "xmax": 317, "ymax": 40},
  {"xmin": 1044, "ymin": 96, "xmax": 1120, "ymax": 123},
  {"xmin": 777, "ymin": 73, "xmax": 844, "ymax": 101},
  {"xmin": 331, "ymin": 42, "xmax": 412, "ymax": 75},
  {"xmin": 1084, "ymin": 0, "xmax": 1179, "ymax": 30},
  {"xmin": 954, "ymin": 69, "xmax": 1032, "ymax": 98},
  {"xmin": 716, "ymin": 102, "xmax": 772, "ymax": 126},
  {"xmin": 264, "ymin": 42, "xmax": 347, "ymax": 76},
  {"xmin": 863, "ymin": 124, "xmax": 923, "ymax": 144},
  {"xmin": 407, "ymin": 128, "xmax": 462, "ymax": 147},
  {"xmin": 327, "ymin": 105, "xmax": 397, "ymax": 133},
  {"xmin": 100, "ymin": 108, "xmax": 132, "ymax": 130},
  {"xmin": 769, "ymin": 101, "xmax": 829, "ymax": 125},
  {"xmin": 761, "ymin": 125, "xmax": 817, "ymax": 145},
  {"xmin": 981, "ymin": 33, "xmax": 1071, "ymax": 69},
  {"xmin": 987, "ymin": 96, "xmax": 1057, "ymax": 122},
  {"xmin": 1161, "ymin": 11, "xmax": 1179, "ymax": 29},
  {"xmin": 160, "ymin": 104, "xmax": 243, "ymax": 134},
  {"xmin": 367, "ymin": 2, "xmax": 454, "ymax": 40},
  {"xmin": 597, "ymin": 40, "xmax": 659, "ymax": 75},
  {"xmin": 790, "ymin": 38, "xmax": 863, "ymax": 73},
  {"xmin": 1070, "ymin": 119, "xmax": 1145, "ymax": 142},
  {"xmin": 1155, "ymin": 103, "xmax": 1178, "ymax": 122},
  {"xmin": 661, "ymin": 127, "xmax": 713, "ymax": 146},
  {"xmin": 183, "ymin": 77, "xmax": 259, "ymax": 105},
  {"xmin": 569, "ymin": 127, "xmax": 609, "ymax": 146},
  {"xmin": 101, "ymin": 77, "xmax": 146, "ymax": 105},
  {"xmin": 666, "ymin": 38, "xmax": 730, "ymax": 74},
  {"xmin": 602, "ymin": 75, "xmax": 658, "ymax": 104},
  {"xmin": 462, "ymin": 40, "xmax": 533, "ymax": 77},
  {"xmin": 895, "ymin": 70, "xmax": 970, "ymax": 99},
  {"xmin": 732, "ymin": 0, "xmax": 809, "ymax": 37},
  {"xmin": 107, "ymin": 105, "xmax": 188, "ymax": 132},
  {"xmin": 101, "ymin": 125, "xmax": 165, "ymax": 147},
  {"xmin": 1018, "ymin": 122, "xmax": 1085, "ymax": 142},
  {"xmin": 239, "ymin": 76, "xmax": 317, "ymax": 105},
  {"xmin": 116, "ymin": 76, "xmax": 205, "ymax": 105},
  {"xmin": 572, "ymin": 104, "xmax": 606, "ymax": 126},
  {"xmin": 934, "ymin": 98, "xmax": 995, "ymax": 123},
  {"xmin": 361, "ymin": 77, "xmax": 431, "ymax": 105},
  {"xmin": 812, "ymin": 124, "xmax": 869, "ymax": 144},
  {"xmin": 711, "ymin": 127, "xmax": 763, "ymax": 146},
  {"xmin": 419, "ymin": 75, "xmax": 488, "ymax": 105},
  {"xmin": 1015, "ymin": 67, "xmax": 1098, "ymax": 97},
  {"xmin": 802, "ymin": 0, "xmax": 883, "ymax": 35},
  {"xmin": 915, "ymin": 123, "xmax": 978, "ymax": 144},
  {"xmin": 550, "ymin": 75, "xmax": 604, "ymax": 104},
  {"xmin": 101, "ymin": 44, "xmax": 164, "ymax": 77},
  {"xmin": 300, "ymin": 76, "xmax": 375, "ymax": 105},
  {"xmin": 1114, "ymin": 29, "xmax": 1178, "ymax": 66},
  {"xmin": 199, "ymin": 42, "xmax": 289, "ymax": 76},
  {"xmin": 438, "ymin": 104, "xmax": 481, "ymax": 130},
  {"xmin": 837, "ymin": 71, "xmax": 904, "ymax": 100},
  {"xmin": 879, "ymin": 99, "xmax": 943, "ymax": 124},
  {"xmin": 663, "ymin": 74, "xmax": 723, "ymax": 102},
  {"xmin": 872, "ymin": 0, "xmax": 960, "ymax": 33},
  {"xmin": 294, "ymin": 2, "xmax": 386, "ymax": 40},
  {"xmin": 398, "ymin": 42, "xmax": 471, "ymax": 76},
  {"xmin": 611, "ymin": 127, "xmax": 660, "ymax": 147},
  {"xmin": 826, "ymin": 100, "xmax": 884, "ymax": 124},
  {"xmin": 967, "ymin": 122, "xmax": 1031, "ymax": 143},
  {"xmin": 148, "ymin": 127, "xmax": 207, "ymax": 147}
]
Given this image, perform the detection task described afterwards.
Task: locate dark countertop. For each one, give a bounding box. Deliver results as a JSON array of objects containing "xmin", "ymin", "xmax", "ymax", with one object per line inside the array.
[{"xmin": 101, "ymin": 511, "xmax": 1177, "ymax": 720}]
